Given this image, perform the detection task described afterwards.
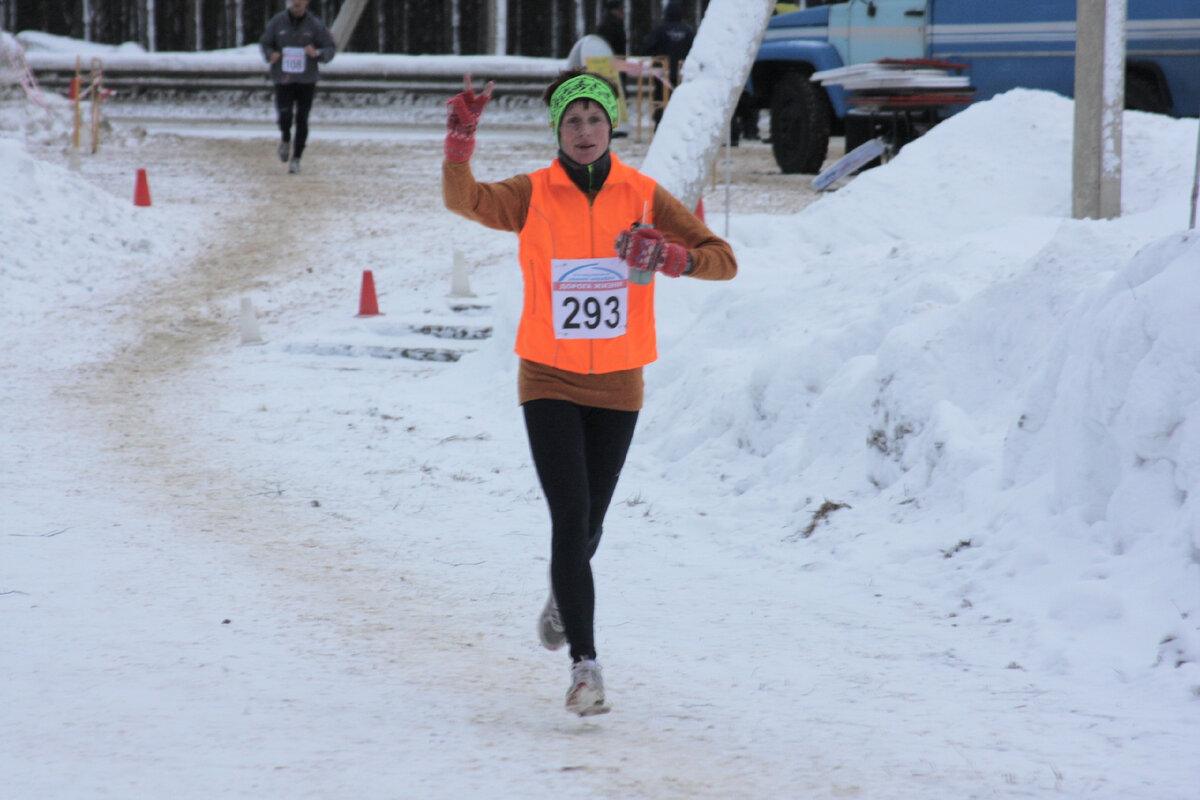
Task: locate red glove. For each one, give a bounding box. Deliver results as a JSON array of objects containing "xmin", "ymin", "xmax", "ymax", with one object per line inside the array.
[
  {"xmin": 445, "ymin": 74, "xmax": 494, "ymax": 162},
  {"xmin": 614, "ymin": 226, "xmax": 690, "ymax": 278}
]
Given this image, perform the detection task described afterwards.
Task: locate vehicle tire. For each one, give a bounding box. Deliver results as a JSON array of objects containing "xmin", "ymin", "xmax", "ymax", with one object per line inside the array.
[
  {"xmin": 1125, "ymin": 69, "xmax": 1169, "ymax": 115},
  {"xmin": 770, "ymin": 71, "xmax": 831, "ymax": 174}
]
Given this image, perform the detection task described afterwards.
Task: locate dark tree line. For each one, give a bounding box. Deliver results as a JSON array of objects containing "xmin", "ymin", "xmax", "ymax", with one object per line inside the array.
[{"xmin": 1, "ymin": 0, "xmax": 712, "ymax": 58}]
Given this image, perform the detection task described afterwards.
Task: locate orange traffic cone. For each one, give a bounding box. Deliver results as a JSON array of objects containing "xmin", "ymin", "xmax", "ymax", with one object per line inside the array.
[
  {"xmin": 133, "ymin": 168, "xmax": 152, "ymax": 207},
  {"xmin": 695, "ymin": 195, "xmax": 705, "ymax": 222},
  {"xmin": 356, "ymin": 269, "xmax": 382, "ymax": 317}
]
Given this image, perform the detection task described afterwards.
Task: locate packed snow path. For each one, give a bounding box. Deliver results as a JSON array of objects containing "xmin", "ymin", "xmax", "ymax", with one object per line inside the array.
[{"xmin": 6, "ymin": 120, "xmax": 1196, "ymax": 799}]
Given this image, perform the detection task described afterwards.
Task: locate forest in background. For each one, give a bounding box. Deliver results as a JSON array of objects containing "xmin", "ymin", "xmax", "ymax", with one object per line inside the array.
[{"xmin": 0, "ymin": 0, "xmax": 716, "ymax": 58}]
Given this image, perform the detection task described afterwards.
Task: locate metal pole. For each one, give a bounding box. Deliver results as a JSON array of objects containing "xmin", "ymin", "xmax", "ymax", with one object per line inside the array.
[
  {"xmin": 724, "ymin": 126, "xmax": 731, "ymax": 238},
  {"xmin": 1191, "ymin": 103, "xmax": 1199, "ymax": 229}
]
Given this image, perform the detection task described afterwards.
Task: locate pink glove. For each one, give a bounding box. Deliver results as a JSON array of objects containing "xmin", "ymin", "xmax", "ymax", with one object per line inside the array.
[
  {"xmin": 445, "ymin": 74, "xmax": 494, "ymax": 162},
  {"xmin": 614, "ymin": 226, "xmax": 690, "ymax": 278}
]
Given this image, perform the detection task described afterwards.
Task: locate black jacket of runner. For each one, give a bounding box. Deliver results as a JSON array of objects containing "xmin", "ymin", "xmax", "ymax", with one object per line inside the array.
[
  {"xmin": 641, "ymin": 7, "xmax": 693, "ymax": 88},
  {"xmin": 259, "ymin": 10, "xmax": 336, "ymax": 85}
]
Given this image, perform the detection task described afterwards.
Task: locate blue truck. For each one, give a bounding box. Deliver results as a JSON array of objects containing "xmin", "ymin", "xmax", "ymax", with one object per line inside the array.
[{"xmin": 750, "ymin": 0, "xmax": 1200, "ymax": 173}]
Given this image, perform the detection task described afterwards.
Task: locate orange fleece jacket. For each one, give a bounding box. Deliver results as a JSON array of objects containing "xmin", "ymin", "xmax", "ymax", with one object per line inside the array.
[{"xmin": 443, "ymin": 157, "xmax": 736, "ymax": 410}]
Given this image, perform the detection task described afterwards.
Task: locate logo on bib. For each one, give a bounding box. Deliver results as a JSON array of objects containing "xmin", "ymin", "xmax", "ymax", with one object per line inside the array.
[{"xmin": 553, "ymin": 261, "xmax": 625, "ymax": 291}]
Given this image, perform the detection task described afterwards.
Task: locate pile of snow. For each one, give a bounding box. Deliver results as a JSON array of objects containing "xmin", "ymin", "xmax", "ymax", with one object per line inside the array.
[
  {"xmin": 642, "ymin": 89, "xmax": 1200, "ymax": 677},
  {"xmin": 16, "ymin": 29, "xmax": 151, "ymax": 56},
  {"xmin": 0, "ymin": 139, "xmax": 166, "ymax": 324}
]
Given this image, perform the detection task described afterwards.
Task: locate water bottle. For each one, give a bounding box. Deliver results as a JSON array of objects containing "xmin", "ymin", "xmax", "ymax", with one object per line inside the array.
[{"xmin": 627, "ymin": 222, "xmax": 655, "ymax": 285}]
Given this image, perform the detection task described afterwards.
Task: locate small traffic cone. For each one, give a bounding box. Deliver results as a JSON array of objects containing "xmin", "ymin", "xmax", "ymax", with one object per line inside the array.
[
  {"xmin": 694, "ymin": 196, "xmax": 705, "ymax": 223},
  {"xmin": 133, "ymin": 168, "xmax": 152, "ymax": 207},
  {"xmin": 356, "ymin": 269, "xmax": 383, "ymax": 317},
  {"xmin": 449, "ymin": 249, "xmax": 475, "ymax": 298},
  {"xmin": 239, "ymin": 297, "xmax": 264, "ymax": 346}
]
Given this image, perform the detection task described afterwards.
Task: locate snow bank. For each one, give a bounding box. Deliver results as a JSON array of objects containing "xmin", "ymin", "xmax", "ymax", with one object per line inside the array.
[
  {"xmin": 643, "ymin": 89, "xmax": 1200, "ymax": 676},
  {"xmin": 0, "ymin": 138, "xmax": 151, "ymax": 303}
]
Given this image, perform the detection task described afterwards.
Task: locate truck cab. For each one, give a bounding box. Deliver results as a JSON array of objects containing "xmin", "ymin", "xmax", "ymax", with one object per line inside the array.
[{"xmin": 751, "ymin": 0, "xmax": 1200, "ymax": 174}]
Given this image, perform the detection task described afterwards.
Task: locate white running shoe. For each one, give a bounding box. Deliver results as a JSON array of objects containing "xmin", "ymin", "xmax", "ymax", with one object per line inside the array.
[
  {"xmin": 288, "ymin": 157, "xmax": 301, "ymax": 174},
  {"xmin": 537, "ymin": 593, "xmax": 566, "ymax": 651},
  {"xmin": 277, "ymin": 140, "xmax": 290, "ymax": 162},
  {"xmin": 565, "ymin": 659, "xmax": 610, "ymax": 716}
]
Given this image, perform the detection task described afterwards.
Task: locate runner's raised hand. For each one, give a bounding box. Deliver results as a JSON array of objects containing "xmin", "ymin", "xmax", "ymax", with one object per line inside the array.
[{"xmin": 445, "ymin": 73, "xmax": 495, "ymax": 162}]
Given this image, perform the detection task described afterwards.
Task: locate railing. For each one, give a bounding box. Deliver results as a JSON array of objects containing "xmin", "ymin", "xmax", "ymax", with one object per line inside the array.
[{"xmin": 23, "ymin": 50, "xmax": 566, "ymax": 100}]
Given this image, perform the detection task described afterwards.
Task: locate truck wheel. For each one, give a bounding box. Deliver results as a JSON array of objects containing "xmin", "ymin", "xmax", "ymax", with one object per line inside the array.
[
  {"xmin": 1125, "ymin": 69, "xmax": 1169, "ymax": 115},
  {"xmin": 770, "ymin": 72, "xmax": 831, "ymax": 174}
]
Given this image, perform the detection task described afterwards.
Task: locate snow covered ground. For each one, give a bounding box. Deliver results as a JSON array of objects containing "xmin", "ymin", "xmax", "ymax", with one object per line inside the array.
[{"xmin": 3, "ymin": 31, "xmax": 1200, "ymax": 800}]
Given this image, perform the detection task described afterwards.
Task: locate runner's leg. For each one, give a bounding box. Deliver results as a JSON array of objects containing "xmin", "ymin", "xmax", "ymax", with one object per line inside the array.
[
  {"xmin": 274, "ymin": 84, "xmax": 296, "ymax": 144},
  {"xmin": 292, "ymin": 83, "xmax": 317, "ymax": 159},
  {"xmin": 523, "ymin": 399, "xmax": 637, "ymax": 662},
  {"xmin": 581, "ymin": 404, "xmax": 638, "ymax": 559}
]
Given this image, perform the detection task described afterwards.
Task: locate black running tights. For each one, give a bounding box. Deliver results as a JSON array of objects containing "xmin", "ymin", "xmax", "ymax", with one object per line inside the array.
[
  {"xmin": 522, "ymin": 399, "xmax": 638, "ymax": 662},
  {"xmin": 274, "ymin": 83, "xmax": 316, "ymax": 158}
]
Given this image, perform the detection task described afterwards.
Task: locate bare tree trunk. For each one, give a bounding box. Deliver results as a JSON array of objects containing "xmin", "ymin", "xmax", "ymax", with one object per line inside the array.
[
  {"xmin": 402, "ymin": 0, "xmax": 408, "ymax": 52},
  {"xmin": 136, "ymin": 0, "xmax": 146, "ymax": 46},
  {"xmin": 82, "ymin": 0, "xmax": 93, "ymax": 41},
  {"xmin": 451, "ymin": 0, "xmax": 461, "ymax": 55},
  {"xmin": 147, "ymin": 0, "xmax": 157, "ymax": 50},
  {"xmin": 194, "ymin": 0, "xmax": 203, "ymax": 50},
  {"xmin": 235, "ymin": 0, "xmax": 243, "ymax": 46},
  {"xmin": 573, "ymin": 0, "xmax": 583, "ymax": 42},
  {"xmin": 642, "ymin": 0, "xmax": 773, "ymax": 209},
  {"xmin": 511, "ymin": 0, "xmax": 520, "ymax": 54},
  {"xmin": 491, "ymin": 0, "xmax": 507, "ymax": 55},
  {"xmin": 330, "ymin": 0, "xmax": 369, "ymax": 50},
  {"xmin": 377, "ymin": 0, "xmax": 385, "ymax": 52}
]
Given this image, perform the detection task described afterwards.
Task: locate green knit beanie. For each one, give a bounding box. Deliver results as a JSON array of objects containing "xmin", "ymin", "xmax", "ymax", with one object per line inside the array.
[{"xmin": 548, "ymin": 74, "xmax": 620, "ymax": 138}]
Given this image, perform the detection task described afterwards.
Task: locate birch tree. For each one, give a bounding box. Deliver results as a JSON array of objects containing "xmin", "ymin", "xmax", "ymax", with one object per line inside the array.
[
  {"xmin": 452, "ymin": 0, "xmax": 460, "ymax": 55},
  {"xmin": 641, "ymin": 0, "xmax": 773, "ymax": 209}
]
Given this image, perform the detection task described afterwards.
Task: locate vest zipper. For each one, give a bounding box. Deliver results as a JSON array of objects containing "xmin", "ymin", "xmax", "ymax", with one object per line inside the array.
[{"xmin": 587, "ymin": 186, "xmax": 597, "ymax": 374}]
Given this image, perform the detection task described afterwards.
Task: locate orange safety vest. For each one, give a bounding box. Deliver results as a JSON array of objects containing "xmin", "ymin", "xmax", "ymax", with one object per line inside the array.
[{"xmin": 516, "ymin": 154, "xmax": 658, "ymax": 374}]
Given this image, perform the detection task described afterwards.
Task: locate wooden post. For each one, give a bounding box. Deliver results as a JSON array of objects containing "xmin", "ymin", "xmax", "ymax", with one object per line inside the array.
[
  {"xmin": 89, "ymin": 58, "xmax": 103, "ymax": 154},
  {"xmin": 72, "ymin": 56, "xmax": 81, "ymax": 151}
]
